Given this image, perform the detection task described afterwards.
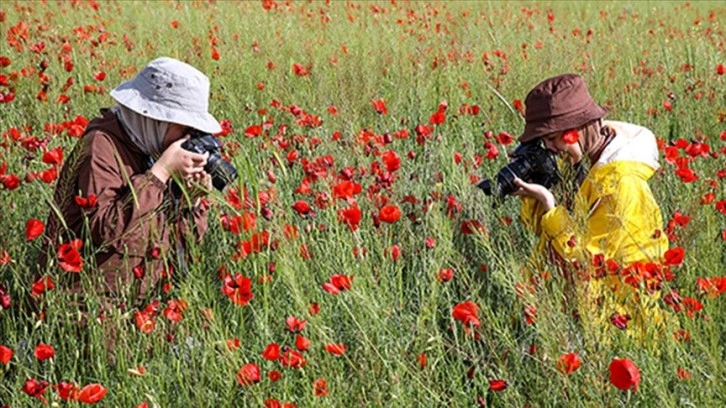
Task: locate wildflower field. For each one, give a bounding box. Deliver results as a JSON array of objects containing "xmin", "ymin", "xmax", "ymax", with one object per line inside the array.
[{"xmin": 1, "ymin": 1, "xmax": 725, "ymax": 406}]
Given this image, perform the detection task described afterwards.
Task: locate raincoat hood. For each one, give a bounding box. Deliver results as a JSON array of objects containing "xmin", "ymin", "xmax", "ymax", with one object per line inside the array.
[{"xmin": 597, "ymin": 120, "xmax": 661, "ymax": 172}]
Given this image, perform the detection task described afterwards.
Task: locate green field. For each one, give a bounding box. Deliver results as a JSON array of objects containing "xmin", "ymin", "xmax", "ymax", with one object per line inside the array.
[{"xmin": 1, "ymin": 1, "xmax": 725, "ymax": 406}]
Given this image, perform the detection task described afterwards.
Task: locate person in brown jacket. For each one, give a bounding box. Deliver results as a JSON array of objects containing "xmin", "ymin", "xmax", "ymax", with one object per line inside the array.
[{"xmin": 40, "ymin": 57, "xmax": 222, "ymax": 302}]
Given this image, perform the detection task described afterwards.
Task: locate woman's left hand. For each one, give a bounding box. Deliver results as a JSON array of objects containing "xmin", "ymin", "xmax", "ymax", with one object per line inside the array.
[
  {"xmin": 186, "ymin": 171, "xmax": 212, "ymax": 206},
  {"xmin": 512, "ymin": 177, "xmax": 556, "ymax": 211}
]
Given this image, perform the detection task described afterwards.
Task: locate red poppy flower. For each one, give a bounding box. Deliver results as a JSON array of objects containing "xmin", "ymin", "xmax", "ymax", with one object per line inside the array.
[
  {"xmin": 57, "ymin": 239, "xmax": 83, "ymax": 273},
  {"xmin": 451, "ymin": 301, "xmax": 481, "ymax": 327},
  {"xmin": 262, "ymin": 343, "xmax": 281, "ymax": 361},
  {"xmin": 371, "ymin": 98, "xmax": 388, "ymax": 115},
  {"xmin": 295, "ymin": 335, "xmax": 310, "ymax": 351},
  {"xmin": 696, "ymin": 277, "xmax": 726, "ymax": 299},
  {"xmin": 716, "ymin": 200, "xmax": 726, "ymax": 215},
  {"xmin": 488, "ymin": 379, "xmax": 508, "ymax": 391},
  {"xmin": 0, "ymin": 173, "xmax": 20, "ymax": 190},
  {"xmin": 379, "ymin": 205, "xmax": 401, "ymax": 223},
  {"xmin": 513, "ymin": 99, "xmax": 524, "ymax": 114},
  {"xmin": 308, "ymin": 302, "xmax": 320, "ymax": 316},
  {"xmin": 25, "ymin": 218, "xmax": 44, "ymax": 241},
  {"xmin": 324, "ymin": 343, "xmax": 347, "ymax": 356},
  {"xmin": 609, "ymin": 358, "xmax": 641, "ymax": 392},
  {"xmin": 673, "ymin": 329, "xmax": 691, "ymax": 342},
  {"xmin": 0, "ymin": 344, "xmax": 12, "ymax": 365},
  {"xmin": 244, "ymin": 124, "xmax": 262, "ymax": 137},
  {"xmin": 292, "ymin": 200, "xmax": 313, "ymax": 216},
  {"xmin": 557, "ymin": 353, "xmax": 582, "ymax": 375},
  {"xmin": 674, "ymin": 165, "xmax": 698, "ymax": 183},
  {"xmin": 417, "ymin": 353, "xmax": 427, "ymax": 368},
  {"xmin": 34, "ymin": 343, "xmax": 55, "ymax": 361},
  {"xmin": 562, "ymin": 129, "xmax": 579, "ymax": 144},
  {"xmin": 0, "ymin": 283, "xmax": 10, "ymax": 307},
  {"xmin": 333, "ymin": 180, "xmax": 362, "ymax": 199},
  {"xmin": 425, "ymin": 237, "xmax": 437, "ymax": 248},
  {"xmin": 484, "ymin": 141, "xmax": 499, "ymax": 160},
  {"xmin": 280, "ymin": 349, "xmax": 307, "ymax": 368},
  {"xmin": 221, "ymin": 274, "xmax": 254, "ymax": 306},
  {"xmin": 460, "ymin": 220, "xmax": 487, "ymax": 235},
  {"xmin": 42, "ymin": 147, "xmax": 63, "ymax": 165},
  {"xmin": 237, "ymin": 363, "xmax": 261, "ymax": 386},
  {"xmin": 286, "ymin": 316, "xmax": 307, "ymax": 333},
  {"xmin": 268, "ymin": 370, "xmax": 282, "ymax": 382},
  {"xmin": 54, "ymin": 381, "xmax": 79, "ymax": 401},
  {"xmin": 322, "ymin": 274, "xmax": 354, "ymax": 295},
  {"xmin": 77, "ymin": 383, "xmax": 107, "ymax": 404},
  {"xmin": 39, "ymin": 166, "xmax": 58, "ymax": 183},
  {"xmin": 264, "ymin": 399, "xmax": 281, "ymax": 408},
  {"xmin": 663, "ymin": 247, "xmax": 685, "ymax": 266},
  {"xmin": 677, "ymin": 368, "xmax": 692, "ymax": 381},
  {"xmin": 610, "ymin": 312, "xmax": 631, "ymax": 330},
  {"xmin": 429, "ymin": 109, "xmax": 445, "ymax": 125},
  {"xmin": 718, "ymin": 64, "xmax": 725, "ymax": 75},
  {"xmin": 74, "ymin": 194, "xmax": 98, "ymax": 208},
  {"xmin": 523, "ymin": 304, "xmax": 537, "ymax": 325},
  {"xmin": 134, "ymin": 311, "xmax": 155, "ymax": 334},
  {"xmin": 313, "ymin": 378, "xmax": 329, "ymax": 397},
  {"xmin": 338, "ymin": 204, "xmax": 362, "ymax": 231},
  {"xmin": 292, "ymin": 63, "xmax": 308, "ymax": 76},
  {"xmin": 437, "ymin": 268, "xmax": 454, "ymax": 283},
  {"xmin": 31, "ymin": 275, "xmax": 55, "ymax": 297},
  {"xmin": 682, "ymin": 297, "xmax": 703, "ymax": 318},
  {"xmin": 496, "ymin": 132, "xmax": 515, "ymax": 145},
  {"xmin": 389, "ymin": 244, "xmax": 401, "ymax": 261},
  {"xmin": 162, "ymin": 299, "xmax": 187, "ymax": 323},
  {"xmin": 381, "ymin": 150, "xmax": 401, "ymax": 172},
  {"xmin": 22, "ymin": 378, "xmax": 50, "ymax": 402},
  {"xmin": 226, "ymin": 338, "xmax": 241, "ymax": 351}
]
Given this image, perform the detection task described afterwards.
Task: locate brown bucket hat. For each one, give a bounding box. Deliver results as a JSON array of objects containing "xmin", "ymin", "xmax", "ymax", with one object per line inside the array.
[{"xmin": 518, "ymin": 73, "xmax": 608, "ymax": 143}]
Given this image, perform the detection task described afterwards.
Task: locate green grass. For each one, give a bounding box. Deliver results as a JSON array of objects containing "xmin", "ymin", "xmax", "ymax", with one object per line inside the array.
[{"xmin": 1, "ymin": 1, "xmax": 725, "ymax": 406}]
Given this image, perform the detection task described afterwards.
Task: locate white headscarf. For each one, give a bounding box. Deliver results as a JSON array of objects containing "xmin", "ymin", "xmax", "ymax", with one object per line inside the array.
[{"xmin": 111, "ymin": 104, "xmax": 169, "ymax": 158}]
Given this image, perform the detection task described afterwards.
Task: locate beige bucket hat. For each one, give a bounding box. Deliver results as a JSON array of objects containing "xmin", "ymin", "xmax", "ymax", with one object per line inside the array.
[{"xmin": 110, "ymin": 57, "xmax": 222, "ymax": 134}]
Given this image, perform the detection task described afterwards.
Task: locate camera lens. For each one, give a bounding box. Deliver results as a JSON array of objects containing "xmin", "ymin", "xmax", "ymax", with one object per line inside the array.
[
  {"xmin": 477, "ymin": 179, "xmax": 493, "ymax": 196},
  {"xmin": 206, "ymin": 153, "xmax": 238, "ymax": 191}
]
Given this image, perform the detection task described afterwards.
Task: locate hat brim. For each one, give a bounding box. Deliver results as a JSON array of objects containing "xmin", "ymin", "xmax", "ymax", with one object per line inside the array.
[
  {"xmin": 519, "ymin": 103, "xmax": 608, "ymax": 143},
  {"xmin": 110, "ymin": 86, "xmax": 222, "ymax": 135}
]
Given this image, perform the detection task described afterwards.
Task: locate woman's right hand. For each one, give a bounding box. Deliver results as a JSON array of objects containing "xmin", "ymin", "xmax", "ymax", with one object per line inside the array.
[{"xmin": 151, "ymin": 137, "xmax": 209, "ymax": 184}]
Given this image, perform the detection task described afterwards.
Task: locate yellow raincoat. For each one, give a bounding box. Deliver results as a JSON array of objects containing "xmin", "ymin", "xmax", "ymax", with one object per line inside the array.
[{"xmin": 520, "ymin": 121, "xmax": 670, "ymax": 341}]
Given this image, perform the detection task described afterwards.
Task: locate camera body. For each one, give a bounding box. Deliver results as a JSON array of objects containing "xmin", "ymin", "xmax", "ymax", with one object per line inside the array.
[
  {"xmin": 181, "ymin": 129, "xmax": 238, "ymax": 192},
  {"xmin": 478, "ymin": 140, "xmax": 560, "ymax": 199}
]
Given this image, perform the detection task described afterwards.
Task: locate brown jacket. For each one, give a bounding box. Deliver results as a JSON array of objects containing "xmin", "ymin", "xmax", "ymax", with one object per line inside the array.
[{"xmin": 41, "ymin": 109, "xmax": 208, "ymax": 297}]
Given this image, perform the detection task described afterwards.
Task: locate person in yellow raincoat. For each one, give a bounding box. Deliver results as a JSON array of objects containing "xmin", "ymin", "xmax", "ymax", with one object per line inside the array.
[{"xmin": 512, "ymin": 74, "xmax": 670, "ymax": 343}]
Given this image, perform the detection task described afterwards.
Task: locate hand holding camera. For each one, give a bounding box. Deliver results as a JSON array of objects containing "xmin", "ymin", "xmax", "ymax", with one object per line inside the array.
[
  {"xmin": 477, "ymin": 140, "xmax": 561, "ymax": 203},
  {"xmin": 151, "ymin": 136, "xmax": 209, "ymax": 184},
  {"xmin": 179, "ymin": 130, "xmax": 237, "ymax": 192},
  {"xmin": 512, "ymin": 178, "xmax": 556, "ymax": 211}
]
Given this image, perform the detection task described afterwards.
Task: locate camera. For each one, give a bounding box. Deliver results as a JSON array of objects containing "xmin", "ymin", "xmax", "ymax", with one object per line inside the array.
[
  {"xmin": 181, "ymin": 129, "xmax": 238, "ymax": 192},
  {"xmin": 477, "ymin": 140, "xmax": 560, "ymax": 199}
]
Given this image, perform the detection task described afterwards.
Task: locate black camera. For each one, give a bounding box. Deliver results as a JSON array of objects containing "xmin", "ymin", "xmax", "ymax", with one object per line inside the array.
[
  {"xmin": 477, "ymin": 140, "xmax": 560, "ymax": 199},
  {"xmin": 181, "ymin": 129, "xmax": 238, "ymax": 192}
]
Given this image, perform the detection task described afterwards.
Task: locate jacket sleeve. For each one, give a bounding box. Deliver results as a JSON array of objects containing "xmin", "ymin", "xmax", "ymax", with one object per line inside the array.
[
  {"xmin": 519, "ymin": 196, "xmax": 546, "ymax": 236},
  {"xmin": 76, "ymin": 132, "xmax": 168, "ymax": 254},
  {"xmin": 539, "ymin": 174, "xmax": 662, "ymax": 264}
]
